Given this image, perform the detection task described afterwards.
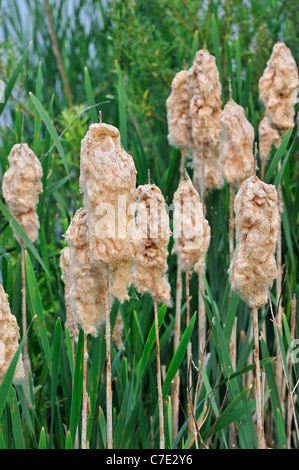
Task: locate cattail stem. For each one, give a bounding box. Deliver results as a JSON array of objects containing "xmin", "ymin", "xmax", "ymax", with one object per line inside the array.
[
  {"xmin": 180, "ymin": 150, "xmax": 184, "ymax": 182},
  {"xmin": 276, "ymin": 166, "xmax": 285, "ymax": 413},
  {"xmin": 43, "ymin": 0, "xmax": 73, "ymax": 108},
  {"xmin": 106, "ymin": 274, "xmax": 113, "ymax": 449},
  {"xmin": 198, "ymin": 275, "xmax": 205, "ymax": 363},
  {"xmin": 21, "ymin": 243, "xmax": 30, "ymax": 388},
  {"xmin": 253, "ymin": 307, "xmax": 265, "ymax": 449},
  {"xmin": 186, "ymin": 270, "xmax": 193, "ymax": 436},
  {"xmin": 287, "ymin": 295, "xmax": 296, "ymax": 448},
  {"xmin": 172, "ymin": 265, "xmax": 182, "ymax": 442},
  {"xmin": 82, "ymin": 333, "xmax": 88, "ymax": 449},
  {"xmin": 154, "ymin": 297, "xmax": 165, "ymax": 449}
]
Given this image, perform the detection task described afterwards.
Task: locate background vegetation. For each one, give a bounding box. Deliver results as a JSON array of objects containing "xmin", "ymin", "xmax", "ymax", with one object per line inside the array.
[{"xmin": 0, "ymin": 0, "xmax": 298, "ymax": 449}]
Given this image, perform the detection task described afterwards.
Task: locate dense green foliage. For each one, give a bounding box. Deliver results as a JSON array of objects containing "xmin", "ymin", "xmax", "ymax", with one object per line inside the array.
[{"xmin": 0, "ymin": 0, "xmax": 298, "ymax": 449}]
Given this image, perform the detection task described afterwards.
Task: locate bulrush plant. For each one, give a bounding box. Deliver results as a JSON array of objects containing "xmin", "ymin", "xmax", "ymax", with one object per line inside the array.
[
  {"xmin": 79, "ymin": 119, "xmax": 141, "ymax": 449},
  {"xmin": 133, "ymin": 182, "xmax": 171, "ymax": 449},
  {"xmin": 172, "ymin": 173, "xmax": 210, "ymax": 441},
  {"xmin": 229, "ymin": 175, "xmax": 279, "ymax": 448},
  {"xmin": 65, "ymin": 207, "xmax": 109, "ymax": 449},
  {"xmin": 258, "ymin": 116, "xmax": 281, "ymax": 181},
  {"xmin": 2, "ymin": 143, "xmax": 43, "ymax": 386},
  {"xmin": 259, "ymin": 41, "xmax": 299, "ymax": 408},
  {"xmin": 0, "ymin": 283, "xmax": 25, "ymax": 385},
  {"xmin": 187, "ymin": 49, "xmax": 223, "ymax": 369},
  {"xmin": 166, "ymin": 67, "xmax": 194, "ymax": 441},
  {"xmin": 187, "ymin": 49, "xmax": 224, "ymax": 195},
  {"xmin": 219, "ymin": 98, "xmax": 255, "ymax": 382},
  {"xmin": 59, "ymin": 247, "xmax": 79, "ymax": 352}
]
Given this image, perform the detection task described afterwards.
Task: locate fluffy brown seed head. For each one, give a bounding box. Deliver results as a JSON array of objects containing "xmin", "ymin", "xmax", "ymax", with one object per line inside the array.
[
  {"xmin": 258, "ymin": 41, "xmax": 299, "ymax": 133},
  {"xmin": 112, "ymin": 311, "xmax": 124, "ymax": 350},
  {"xmin": 133, "ymin": 184, "xmax": 171, "ymax": 305},
  {"xmin": 60, "ymin": 247, "xmax": 79, "ymax": 340},
  {"xmin": 0, "ymin": 283, "xmax": 25, "ymax": 385},
  {"xmin": 65, "ymin": 208, "xmax": 110, "ymax": 337},
  {"xmin": 166, "ymin": 70, "xmax": 193, "ymax": 150},
  {"xmin": 187, "ymin": 50, "xmax": 223, "ymax": 192},
  {"xmin": 2, "ymin": 143, "xmax": 43, "ymax": 243},
  {"xmin": 192, "ymin": 148, "xmax": 224, "ymax": 192},
  {"xmin": 219, "ymin": 99, "xmax": 255, "ymax": 186},
  {"xmin": 80, "ymin": 123, "xmax": 142, "ymax": 303},
  {"xmin": 258, "ymin": 116, "xmax": 281, "ymax": 165},
  {"xmin": 229, "ymin": 176, "xmax": 279, "ymax": 307},
  {"xmin": 173, "ymin": 176, "xmax": 210, "ymax": 273}
]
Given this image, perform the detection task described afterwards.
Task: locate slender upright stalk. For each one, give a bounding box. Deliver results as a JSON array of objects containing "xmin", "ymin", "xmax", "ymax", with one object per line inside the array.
[
  {"xmin": 21, "ymin": 244, "xmax": 30, "ymax": 388},
  {"xmin": 186, "ymin": 270, "xmax": 193, "ymax": 436},
  {"xmin": 173, "ymin": 149, "xmax": 184, "ymax": 442},
  {"xmin": 43, "ymin": 0, "xmax": 73, "ymax": 108},
  {"xmin": 154, "ymin": 297, "xmax": 165, "ymax": 449},
  {"xmin": 276, "ymin": 161, "xmax": 285, "ymax": 413},
  {"xmin": 287, "ymin": 295, "xmax": 296, "ymax": 448},
  {"xmin": 198, "ymin": 153, "xmax": 206, "ymax": 364},
  {"xmin": 253, "ymin": 307, "xmax": 265, "ymax": 449},
  {"xmin": 229, "ymin": 185, "xmax": 236, "ymax": 447},
  {"xmin": 172, "ymin": 264, "xmax": 182, "ymax": 442},
  {"xmin": 105, "ymin": 274, "xmax": 113, "ymax": 449},
  {"xmin": 82, "ymin": 333, "xmax": 88, "ymax": 449}
]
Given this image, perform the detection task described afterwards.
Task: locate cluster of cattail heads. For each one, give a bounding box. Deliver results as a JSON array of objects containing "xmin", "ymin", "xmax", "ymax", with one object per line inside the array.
[
  {"xmin": 173, "ymin": 175, "xmax": 210, "ymax": 274},
  {"xmin": 65, "ymin": 208, "xmax": 109, "ymax": 337},
  {"xmin": 2, "ymin": 144, "xmax": 43, "ymax": 243},
  {"xmin": 0, "ymin": 283, "xmax": 24, "ymax": 385},
  {"xmin": 219, "ymin": 99, "xmax": 255, "ymax": 187},
  {"xmin": 133, "ymin": 184, "xmax": 171, "ymax": 305},
  {"xmin": 259, "ymin": 41, "xmax": 299, "ymax": 134},
  {"xmin": 79, "ymin": 123, "xmax": 142, "ymax": 303},
  {"xmin": 166, "ymin": 49, "xmax": 224, "ymax": 193},
  {"xmin": 229, "ymin": 176, "xmax": 279, "ymax": 307}
]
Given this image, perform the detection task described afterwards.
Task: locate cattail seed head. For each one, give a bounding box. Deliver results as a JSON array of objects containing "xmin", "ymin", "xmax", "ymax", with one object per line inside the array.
[
  {"xmin": 173, "ymin": 176, "xmax": 210, "ymax": 273},
  {"xmin": 59, "ymin": 247, "xmax": 79, "ymax": 340},
  {"xmin": 258, "ymin": 116, "xmax": 281, "ymax": 166},
  {"xmin": 0, "ymin": 283, "xmax": 25, "ymax": 385},
  {"xmin": 79, "ymin": 123, "xmax": 142, "ymax": 303},
  {"xmin": 65, "ymin": 208, "xmax": 110, "ymax": 337},
  {"xmin": 186, "ymin": 50, "xmax": 224, "ymax": 192},
  {"xmin": 229, "ymin": 176, "xmax": 279, "ymax": 307},
  {"xmin": 2, "ymin": 143, "xmax": 43, "ymax": 243},
  {"xmin": 166, "ymin": 70, "xmax": 193, "ymax": 150},
  {"xmin": 112, "ymin": 311, "xmax": 124, "ymax": 350},
  {"xmin": 133, "ymin": 184, "xmax": 171, "ymax": 305},
  {"xmin": 219, "ymin": 99, "xmax": 255, "ymax": 186},
  {"xmin": 258, "ymin": 41, "xmax": 299, "ymax": 133}
]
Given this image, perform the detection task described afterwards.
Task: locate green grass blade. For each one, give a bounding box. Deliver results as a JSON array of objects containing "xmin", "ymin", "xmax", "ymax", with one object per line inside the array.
[
  {"xmin": 38, "ymin": 427, "xmax": 47, "ymax": 449},
  {"xmin": 162, "ymin": 313, "xmax": 197, "ymax": 397},
  {"xmin": 9, "ymin": 387, "xmax": 25, "ymax": 449},
  {"xmin": 264, "ymin": 129, "xmax": 292, "ymax": 183},
  {"xmin": 0, "ymin": 41, "xmax": 32, "ymax": 115}
]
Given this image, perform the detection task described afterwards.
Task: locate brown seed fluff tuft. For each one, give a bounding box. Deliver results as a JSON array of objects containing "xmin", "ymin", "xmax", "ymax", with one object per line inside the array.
[
  {"xmin": 166, "ymin": 70, "xmax": 193, "ymax": 150},
  {"xmin": 112, "ymin": 311, "xmax": 124, "ymax": 350},
  {"xmin": 133, "ymin": 184, "xmax": 171, "ymax": 305},
  {"xmin": 2, "ymin": 143, "xmax": 43, "ymax": 243},
  {"xmin": 186, "ymin": 50, "xmax": 223, "ymax": 192},
  {"xmin": 219, "ymin": 99, "xmax": 255, "ymax": 186},
  {"xmin": 173, "ymin": 176, "xmax": 210, "ymax": 273},
  {"xmin": 59, "ymin": 247, "xmax": 79, "ymax": 339},
  {"xmin": 258, "ymin": 116, "xmax": 281, "ymax": 165},
  {"xmin": 79, "ymin": 123, "xmax": 141, "ymax": 303},
  {"xmin": 65, "ymin": 208, "xmax": 110, "ymax": 337},
  {"xmin": 258, "ymin": 41, "xmax": 299, "ymax": 134},
  {"xmin": 0, "ymin": 283, "xmax": 25, "ymax": 385},
  {"xmin": 229, "ymin": 176, "xmax": 279, "ymax": 307}
]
